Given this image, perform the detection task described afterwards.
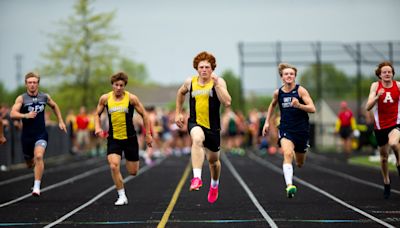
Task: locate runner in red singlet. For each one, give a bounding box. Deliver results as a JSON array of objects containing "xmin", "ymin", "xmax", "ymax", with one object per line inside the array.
[{"xmin": 366, "ymin": 61, "xmax": 400, "ymax": 199}]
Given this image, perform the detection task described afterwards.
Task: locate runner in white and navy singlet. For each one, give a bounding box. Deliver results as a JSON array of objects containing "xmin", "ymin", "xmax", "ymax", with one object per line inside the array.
[
  {"xmin": 262, "ymin": 63, "xmax": 316, "ymax": 199},
  {"xmin": 20, "ymin": 92, "xmax": 49, "ymax": 160},
  {"xmin": 278, "ymin": 84, "xmax": 310, "ymax": 152},
  {"xmin": 10, "ymin": 72, "xmax": 66, "ymax": 197}
]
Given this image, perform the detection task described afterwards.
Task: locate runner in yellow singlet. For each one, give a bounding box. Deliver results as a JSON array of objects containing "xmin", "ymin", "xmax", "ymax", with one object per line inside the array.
[
  {"xmin": 94, "ymin": 72, "xmax": 152, "ymax": 206},
  {"xmin": 175, "ymin": 51, "xmax": 231, "ymax": 203}
]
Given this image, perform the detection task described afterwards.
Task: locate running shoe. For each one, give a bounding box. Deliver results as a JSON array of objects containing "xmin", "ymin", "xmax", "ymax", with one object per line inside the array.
[
  {"xmin": 145, "ymin": 157, "xmax": 154, "ymax": 166},
  {"xmin": 189, "ymin": 177, "xmax": 203, "ymax": 191},
  {"xmin": 32, "ymin": 187, "xmax": 40, "ymax": 197},
  {"xmin": 286, "ymin": 185, "xmax": 297, "ymax": 198},
  {"xmin": 383, "ymin": 184, "xmax": 391, "ymax": 199},
  {"xmin": 114, "ymin": 195, "xmax": 128, "ymax": 206},
  {"xmin": 207, "ymin": 186, "xmax": 219, "ymax": 203}
]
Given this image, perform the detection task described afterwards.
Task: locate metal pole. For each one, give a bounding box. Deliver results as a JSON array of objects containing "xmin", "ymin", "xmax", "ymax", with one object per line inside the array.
[
  {"xmin": 315, "ymin": 41, "xmax": 322, "ymax": 149},
  {"xmin": 238, "ymin": 42, "xmax": 244, "ymax": 111},
  {"xmin": 276, "ymin": 41, "xmax": 282, "ymax": 89},
  {"xmin": 388, "ymin": 41, "xmax": 393, "ymax": 63},
  {"xmin": 356, "ymin": 43, "xmax": 362, "ymax": 120},
  {"xmin": 15, "ymin": 54, "xmax": 22, "ymax": 87}
]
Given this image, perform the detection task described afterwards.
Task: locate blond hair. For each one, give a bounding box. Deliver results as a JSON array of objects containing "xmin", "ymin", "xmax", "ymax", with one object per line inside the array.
[{"xmin": 278, "ymin": 63, "xmax": 297, "ymax": 76}]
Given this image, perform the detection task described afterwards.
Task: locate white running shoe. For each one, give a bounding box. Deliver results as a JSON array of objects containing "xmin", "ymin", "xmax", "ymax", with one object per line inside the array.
[
  {"xmin": 114, "ymin": 195, "xmax": 128, "ymax": 206},
  {"xmin": 32, "ymin": 187, "xmax": 40, "ymax": 197}
]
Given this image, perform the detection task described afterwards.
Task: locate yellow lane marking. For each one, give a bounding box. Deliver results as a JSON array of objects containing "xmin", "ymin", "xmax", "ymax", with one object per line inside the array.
[{"xmin": 157, "ymin": 161, "xmax": 191, "ymax": 228}]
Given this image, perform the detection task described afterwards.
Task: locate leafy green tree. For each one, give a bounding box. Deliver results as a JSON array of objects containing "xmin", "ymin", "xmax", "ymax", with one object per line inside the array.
[
  {"xmin": 0, "ymin": 81, "xmax": 34, "ymax": 106},
  {"xmin": 119, "ymin": 57, "xmax": 149, "ymax": 85},
  {"xmin": 40, "ymin": 0, "xmax": 147, "ymax": 110},
  {"xmin": 299, "ymin": 63, "xmax": 352, "ymax": 101},
  {"xmin": 245, "ymin": 95, "xmax": 271, "ymax": 113},
  {"xmin": 348, "ymin": 75, "xmax": 375, "ymax": 100},
  {"xmin": 0, "ymin": 82, "xmax": 9, "ymax": 105},
  {"xmin": 221, "ymin": 70, "xmax": 244, "ymax": 112}
]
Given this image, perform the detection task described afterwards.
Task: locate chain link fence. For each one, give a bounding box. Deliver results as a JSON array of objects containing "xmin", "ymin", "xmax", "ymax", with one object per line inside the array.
[{"xmin": 239, "ymin": 41, "xmax": 400, "ymax": 151}]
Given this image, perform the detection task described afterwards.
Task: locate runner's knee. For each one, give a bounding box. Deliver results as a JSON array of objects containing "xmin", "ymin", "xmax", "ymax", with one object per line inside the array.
[
  {"xmin": 296, "ymin": 161, "xmax": 304, "ymax": 168},
  {"xmin": 109, "ymin": 163, "xmax": 120, "ymax": 173},
  {"xmin": 128, "ymin": 169, "xmax": 138, "ymax": 176},
  {"xmin": 192, "ymin": 136, "xmax": 203, "ymax": 147},
  {"xmin": 208, "ymin": 159, "xmax": 220, "ymax": 166},
  {"xmin": 34, "ymin": 154, "xmax": 44, "ymax": 161},
  {"xmin": 388, "ymin": 142, "xmax": 399, "ymax": 151}
]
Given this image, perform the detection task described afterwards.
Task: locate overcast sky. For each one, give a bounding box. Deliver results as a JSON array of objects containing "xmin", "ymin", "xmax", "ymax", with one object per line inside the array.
[{"xmin": 1, "ymin": 0, "xmax": 400, "ymax": 95}]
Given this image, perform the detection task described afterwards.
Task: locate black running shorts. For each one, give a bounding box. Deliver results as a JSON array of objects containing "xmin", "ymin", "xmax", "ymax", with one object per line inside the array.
[
  {"xmin": 188, "ymin": 122, "xmax": 221, "ymax": 152},
  {"xmin": 107, "ymin": 135, "xmax": 139, "ymax": 161}
]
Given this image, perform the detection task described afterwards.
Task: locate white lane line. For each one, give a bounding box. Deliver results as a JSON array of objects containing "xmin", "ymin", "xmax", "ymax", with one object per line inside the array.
[
  {"xmin": 248, "ymin": 152, "xmax": 396, "ymax": 228},
  {"xmin": 307, "ymin": 163, "xmax": 400, "ymax": 194},
  {"xmin": 0, "ymin": 158, "xmax": 103, "ymax": 186},
  {"xmin": 44, "ymin": 158, "xmax": 163, "ymax": 228},
  {"xmin": 0, "ymin": 173, "xmax": 33, "ymax": 186},
  {"xmin": 0, "ymin": 165, "xmax": 109, "ymax": 208},
  {"xmin": 221, "ymin": 153, "xmax": 278, "ymax": 228}
]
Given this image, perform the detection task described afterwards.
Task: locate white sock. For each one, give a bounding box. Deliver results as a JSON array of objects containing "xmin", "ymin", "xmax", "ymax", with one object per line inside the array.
[
  {"xmin": 211, "ymin": 179, "xmax": 219, "ymax": 188},
  {"xmin": 117, "ymin": 188, "xmax": 126, "ymax": 197},
  {"xmin": 33, "ymin": 180, "xmax": 41, "ymax": 189},
  {"xmin": 282, "ymin": 163, "xmax": 293, "ymax": 186},
  {"xmin": 193, "ymin": 168, "xmax": 202, "ymax": 179}
]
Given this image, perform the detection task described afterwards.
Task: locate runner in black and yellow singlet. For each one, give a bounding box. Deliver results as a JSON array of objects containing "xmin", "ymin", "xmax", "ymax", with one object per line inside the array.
[
  {"xmin": 189, "ymin": 75, "xmax": 221, "ymax": 131},
  {"xmin": 95, "ymin": 72, "xmax": 152, "ymax": 206},
  {"xmin": 106, "ymin": 91, "xmax": 136, "ymax": 140},
  {"xmin": 176, "ymin": 51, "xmax": 231, "ymax": 204}
]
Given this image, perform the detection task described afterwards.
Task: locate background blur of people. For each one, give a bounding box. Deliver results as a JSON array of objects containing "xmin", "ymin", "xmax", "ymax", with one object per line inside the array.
[
  {"xmin": 75, "ymin": 106, "xmax": 90, "ymax": 154},
  {"xmin": 335, "ymin": 101, "xmax": 358, "ymax": 156},
  {"xmin": 0, "ymin": 115, "xmax": 6, "ymax": 145},
  {"xmin": 65, "ymin": 109, "xmax": 77, "ymax": 154},
  {"xmin": 357, "ymin": 109, "xmax": 378, "ymax": 154}
]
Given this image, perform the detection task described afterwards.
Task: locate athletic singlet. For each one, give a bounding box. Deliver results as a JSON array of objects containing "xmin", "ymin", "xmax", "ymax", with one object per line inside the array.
[
  {"xmin": 20, "ymin": 92, "xmax": 48, "ymax": 136},
  {"xmin": 189, "ymin": 76, "xmax": 221, "ymax": 130},
  {"xmin": 278, "ymin": 84, "xmax": 309, "ymax": 132},
  {"xmin": 106, "ymin": 91, "xmax": 136, "ymax": 140},
  {"xmin": 373, "ymin": 80, "xmax": 400, "ymax": 130},
  {"xmin": 337, "ymin": 110, "xmax": 353, "ymax": 127}
]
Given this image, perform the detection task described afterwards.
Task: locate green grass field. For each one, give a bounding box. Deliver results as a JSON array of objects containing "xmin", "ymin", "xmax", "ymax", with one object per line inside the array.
[{"xmin": 349, "ymin": 155, "xmax": 397, "ymax": 172}]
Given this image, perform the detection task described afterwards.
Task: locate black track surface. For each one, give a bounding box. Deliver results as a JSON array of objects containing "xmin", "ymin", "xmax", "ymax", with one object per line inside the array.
[{"xmin": 0, "ymin": 150, "xmax": 399, "ymax": 227}]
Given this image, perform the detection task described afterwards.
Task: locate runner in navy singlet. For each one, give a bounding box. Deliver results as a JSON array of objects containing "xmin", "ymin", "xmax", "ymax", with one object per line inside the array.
[
  {"xmin": 10, "ymin": 72, "xmax": 67, "ymax": 197},
  {"xmin": 262, "ymin": 63, "xmax": 316, "ymax": 198}
]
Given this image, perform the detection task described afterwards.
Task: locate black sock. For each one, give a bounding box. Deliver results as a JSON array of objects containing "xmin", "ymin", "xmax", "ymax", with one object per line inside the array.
[{"xmin": 384, "ymin": 183, "xmax": 391, "ymax": 199}]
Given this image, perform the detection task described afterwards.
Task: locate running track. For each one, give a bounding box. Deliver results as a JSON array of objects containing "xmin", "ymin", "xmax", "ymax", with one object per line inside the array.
[{"xmin": 0, "ymin": 150, "xmax": 399, "ymax": 228}]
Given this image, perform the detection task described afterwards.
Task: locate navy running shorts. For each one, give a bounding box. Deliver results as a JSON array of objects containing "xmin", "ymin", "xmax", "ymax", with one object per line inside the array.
[
  {"xmin": 21, "ymin": 132, "xmax": 48, "ymax": 161},
  {"xmin": 278, "ymin": 130, "xmax": 310, "ymax": 153}
]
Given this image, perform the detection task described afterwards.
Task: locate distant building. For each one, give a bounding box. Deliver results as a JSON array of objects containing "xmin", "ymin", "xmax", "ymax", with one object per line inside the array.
[{"xmin": 128, "ymin": 84, "xmax": 181, "ymax": 108}]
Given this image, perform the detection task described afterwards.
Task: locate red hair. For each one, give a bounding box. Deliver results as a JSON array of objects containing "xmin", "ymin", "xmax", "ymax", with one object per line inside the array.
[{"xmin": 193, "ymin": 51, "xmax": 217, "ymax": 70}]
